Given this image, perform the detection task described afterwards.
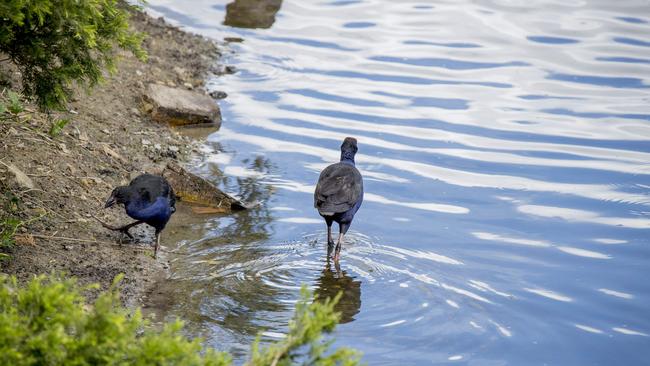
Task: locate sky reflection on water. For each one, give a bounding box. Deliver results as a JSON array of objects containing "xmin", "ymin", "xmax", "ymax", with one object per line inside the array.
[{"xmin": 145, "ymin": 1, "xmax": 650, "ymax": 364}]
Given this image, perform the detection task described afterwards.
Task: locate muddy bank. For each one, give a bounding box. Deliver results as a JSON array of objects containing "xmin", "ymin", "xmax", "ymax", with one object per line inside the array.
[{"xmin": 0, "ymin": 10, "xmax": 223, "ymax": 307}]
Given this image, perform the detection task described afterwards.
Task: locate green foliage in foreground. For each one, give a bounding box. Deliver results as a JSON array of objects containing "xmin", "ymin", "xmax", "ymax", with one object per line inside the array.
[
  {"xmin": 0, "ymin": 0, "xmax": 146, "ymax": 111},
  {"xmin": 248, "ymin": 288, "xmax": 361, "ymax": 366},
  {"xmin": 0, "ymin": 274, "xmax": 362, "ymax": 366}
]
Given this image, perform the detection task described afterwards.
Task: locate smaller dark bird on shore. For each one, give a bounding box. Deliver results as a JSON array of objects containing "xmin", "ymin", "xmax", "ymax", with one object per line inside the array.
[
  {"xmin": 314, "ymin": 137, "xmax": 364, "ymax": 263},
  {"xmin": 101, "ymin": 174, "xmax": 176, "ymax": 257}
]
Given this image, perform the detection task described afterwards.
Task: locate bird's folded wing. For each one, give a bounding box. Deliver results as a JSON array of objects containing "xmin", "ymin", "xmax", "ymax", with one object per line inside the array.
[{"xmin": 314, "ymin": 163, "xmax": 362, "ymax": 212}]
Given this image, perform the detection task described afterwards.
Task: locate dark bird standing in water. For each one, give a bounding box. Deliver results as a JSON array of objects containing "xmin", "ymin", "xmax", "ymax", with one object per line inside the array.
[
  {"xmin": 102, "ymin": 174, "xmax": 176, "ymax": 257},
  {"xmin": 314, "ymin": 137, "xmax": 363, "ymax": 263}
]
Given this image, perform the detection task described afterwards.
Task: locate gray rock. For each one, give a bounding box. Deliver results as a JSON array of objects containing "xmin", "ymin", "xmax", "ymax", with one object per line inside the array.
[
  {"xmin": 144, "ymin": 84, "xmax": 221, "ymax": 127},
  {"xmin": 2, "ymin": 162, "xmax": 35, "ymax": 190},
  {"xmin": 209, "ymin": 90, "xmax": 228, "ymax": 100}
]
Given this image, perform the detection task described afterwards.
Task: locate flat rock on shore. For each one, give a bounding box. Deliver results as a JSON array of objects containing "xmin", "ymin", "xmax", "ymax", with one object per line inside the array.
[{"xmin": 144, "ymin": 84, "xmax": 221, "ymax": 127}]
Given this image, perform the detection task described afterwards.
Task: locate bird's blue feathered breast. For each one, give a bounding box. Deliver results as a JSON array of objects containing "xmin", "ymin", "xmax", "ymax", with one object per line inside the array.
[{"xmin": 126, "ymin": 196, "xmax": 173, "ymax": 229}]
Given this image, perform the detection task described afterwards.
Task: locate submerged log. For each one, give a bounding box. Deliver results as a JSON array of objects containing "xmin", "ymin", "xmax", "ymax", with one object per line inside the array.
[{"xmin": 162, "ymin": 162, "xmax": 247, "ymax": 213}]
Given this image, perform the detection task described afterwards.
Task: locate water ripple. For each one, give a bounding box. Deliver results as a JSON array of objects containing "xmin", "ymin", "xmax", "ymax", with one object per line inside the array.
[{"xmin": 145, "ymin": 0, "xmax": 650, "ymax": 363}]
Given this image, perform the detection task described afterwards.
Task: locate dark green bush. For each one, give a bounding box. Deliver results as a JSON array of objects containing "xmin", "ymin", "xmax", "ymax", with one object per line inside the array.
[
  {"xmin": 0, "ymin": 274, "xmax": 361, "ymax": 365},
  {"xmin": 0, "ymin": 0, "xmax": 146, "ymax": 111}
]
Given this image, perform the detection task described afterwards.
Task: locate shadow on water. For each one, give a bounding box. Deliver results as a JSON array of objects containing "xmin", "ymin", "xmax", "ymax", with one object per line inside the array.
[
  {"xmin": 224, "ymin": 0, "xmax": 282, "ymax": 29},
  {"xmin": 314, "ymin": 261, "xmax": 362, "ymax": 324}
]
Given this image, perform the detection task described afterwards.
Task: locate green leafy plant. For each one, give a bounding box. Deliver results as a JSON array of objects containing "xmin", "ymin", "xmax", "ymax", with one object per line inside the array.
[
  {"xmin": 0, "ymin": 217, "xmax": 21, "ymax": 250},
  {"xmin": 6, "ymin": 90, "xmax": 23, "ymax": 114},
  {"xmin": 0, "ymin": 275, "xmax": 362, "ymax": 365},
  {"xmin": 248, "ymin": 287, "xmax": 362, "ymax": 366},
  {"xmin": 0, "ymin": 274, "xmax": 231, "ymax": 366},
  {"xmin": 0, "ymin": 0, "xmax": 147, "ymax": 111},
  {"xmin": 49, "ymin": 118, "xmax": 70, "ymax": 137}
]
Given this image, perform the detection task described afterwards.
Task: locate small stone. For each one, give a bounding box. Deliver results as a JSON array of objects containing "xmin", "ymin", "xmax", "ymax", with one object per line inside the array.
[
  {"xmin": 3, "ymin": 162, "xmax": 34, "ymax": 190},
  {"xmin": 141, "ymin": 139, "xmax": 151, "ymax": 146},
  {"xmin": 173, "ymin": 66, "xmax": 186, "ymax": 78},
  {"xmin": 209, "ymin": 90, "xmax": 228, "ymax": 100},
  {"xmin": 168, "ymin": 146, "xmax": 179, "ymax": 153},
  {"xmin": 135, "ymin": 70, "xmax": 143, "ymax": 76},
  {"xmin": 31, "ymin": 207, "xmax": 47, "ymax": 216},
  {"xmin": 224, "ymin": 37, "xmax": 244, "ymax": 43},
  {"xmin": 102, "ymin": 144, "xmax": 125, "ymax": 162},
  {"xmin": 80, "ymin": 178, "xmax": 95, "ymax": 188},
  {"xmin": 154, "ymin": 144, "xmax": 162, "ymax": 150},
  {"xmin": 183, "ymin": 82, "xmax": 193, "ymax": 90},
  {"xmin": 58, "ymin": 143, "xmax": 70, "ymax": 154},
  {"xmin": 141, "ymin": 102, "xmax": 154, "ymax": 114}
]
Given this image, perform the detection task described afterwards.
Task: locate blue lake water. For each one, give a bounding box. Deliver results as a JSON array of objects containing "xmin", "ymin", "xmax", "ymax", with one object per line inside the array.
[{"xmin": 144, "ymin": 1, "xmax": 650, "ymax": 364}]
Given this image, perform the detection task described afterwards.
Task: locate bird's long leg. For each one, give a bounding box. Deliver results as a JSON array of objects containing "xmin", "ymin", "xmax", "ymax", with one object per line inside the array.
[
  {"xmin": 333, "ymin": 222, "xmax": 350, "ymax": 263},
  {"xmin": 91, "ymin": 214, "xmax": 143, "ymax": 239},
  {"xmin": 333, "ymin": 232, "xmax": 344, "ymax": 263},
  {"xmin": 154, "ymin": 231, "xmax": 161, "ymax": 258},
  {"xmin": 326, "ymin": 223, "xmax": 334, "ymax": 257},
  {"xmin": 325, "ymin": 217, "xmax": 335, "ymax": 258},
  {"xmin": 333, "ymin": 232, "xmax": 345, "ymax": 263}
]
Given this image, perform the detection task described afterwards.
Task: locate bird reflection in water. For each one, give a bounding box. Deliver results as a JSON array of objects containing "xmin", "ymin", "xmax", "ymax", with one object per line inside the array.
[
  {"xmin": 224, "ymin": 0, "xmax": 282, "ymax": 29},
  {"xmin": 314, "ymin": 261, "xmax": 362, "ymax": 324}
]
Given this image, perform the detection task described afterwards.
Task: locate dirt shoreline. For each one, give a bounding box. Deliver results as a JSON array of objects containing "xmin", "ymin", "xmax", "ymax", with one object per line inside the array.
[{"xmin": 0, "ymin": 10, "xmax": 223, "ymax": 307}]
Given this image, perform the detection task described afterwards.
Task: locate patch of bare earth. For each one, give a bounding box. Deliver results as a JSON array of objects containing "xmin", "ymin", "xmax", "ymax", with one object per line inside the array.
[{"xmin": 0, "ymin": 10, "xmax": 222, "ymax": 307}]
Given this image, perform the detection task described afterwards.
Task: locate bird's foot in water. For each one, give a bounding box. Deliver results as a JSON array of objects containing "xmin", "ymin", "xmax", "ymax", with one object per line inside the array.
[{"xmin": 327, "ymin": 240, "xmax": 336, "ymax": 258}]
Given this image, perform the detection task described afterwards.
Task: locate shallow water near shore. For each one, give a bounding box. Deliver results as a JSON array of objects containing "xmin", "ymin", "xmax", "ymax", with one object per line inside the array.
[{"xmin": 145, "ymin": 1, "xmax": 650, "ymax": 364}]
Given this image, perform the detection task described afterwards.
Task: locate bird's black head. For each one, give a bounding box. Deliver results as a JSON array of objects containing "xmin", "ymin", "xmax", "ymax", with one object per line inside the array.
[
  {"xmin": 340, "ymin": 137, "xmax": 358, "ymax": 163},
  {"xmin": 104, "ymin": 186, "xmax": 130, "ymax": 208}
]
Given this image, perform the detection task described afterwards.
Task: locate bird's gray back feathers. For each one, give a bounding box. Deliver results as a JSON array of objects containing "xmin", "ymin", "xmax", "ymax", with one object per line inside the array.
[{"xmin": 314, "ymin": 163, "xmax": 363, "ymax": 214}]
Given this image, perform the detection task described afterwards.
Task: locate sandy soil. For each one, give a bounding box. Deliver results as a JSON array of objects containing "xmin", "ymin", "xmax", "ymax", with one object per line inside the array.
[{"xmin": 0, "ymin": 10, "xmax": 223, "ymax": 307}]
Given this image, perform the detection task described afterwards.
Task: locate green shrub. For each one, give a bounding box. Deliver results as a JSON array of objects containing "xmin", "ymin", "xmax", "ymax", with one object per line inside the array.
[
  {"xmin": 0, "ymin": 0, "xmax": 146, "ymax": 111},
  {"xmin": 0, "ymin": 274, "xmax": 362, "ymax": 365},
  {"xmin": 49, "ymin": 117, "xmax": 70, "ymax": 136},
  {"xmin": 5, "ymin": 90, "xmax": 23, "ymax": 114}
]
